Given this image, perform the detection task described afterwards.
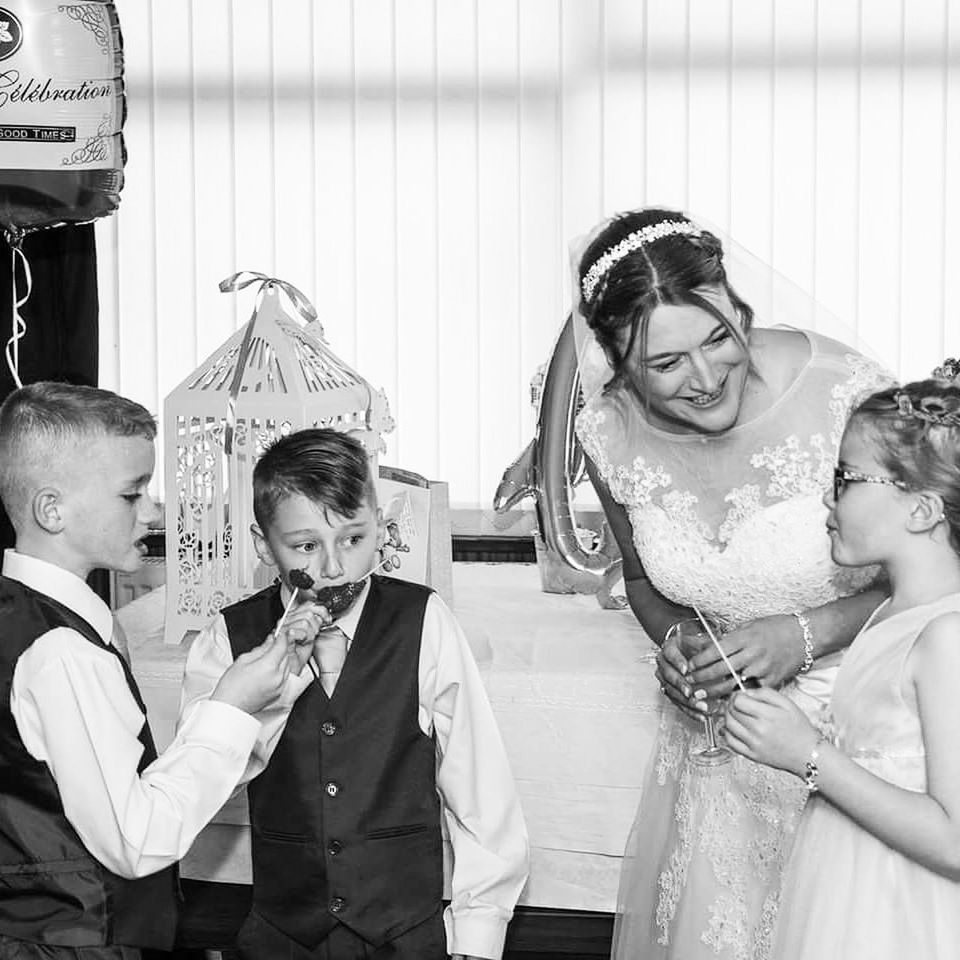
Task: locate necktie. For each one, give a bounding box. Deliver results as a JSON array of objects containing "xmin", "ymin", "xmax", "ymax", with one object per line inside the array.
[{"xmin": 314, "ymin": 627, "xmax": 348, "ymax": 697}]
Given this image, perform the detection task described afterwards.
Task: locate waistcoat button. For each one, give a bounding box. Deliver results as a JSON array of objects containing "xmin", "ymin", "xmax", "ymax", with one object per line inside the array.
[
  {"xmin": 321, "ymin": 721, "xmax": 338, "ymax": 736},
  {"xmin": 325, "ymin": 781, "xmax": 340, "ymax": 797},
  {"xmin": 329, "ymin": 896, "xmax": 345, "ymax": 913},
  {"xmin": 328, "ymin": 839, "xmax": 342, "ymax": 856}
]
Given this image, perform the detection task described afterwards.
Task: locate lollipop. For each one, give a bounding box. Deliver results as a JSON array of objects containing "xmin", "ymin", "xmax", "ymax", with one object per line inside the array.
[
  {"xmin": 315, "ymin": 580, "xmax": 366, "ymax": 616},
  {"xmin": 289, "ymin": 568, "xmax": 315, "ymax": 591},
  {"xmin": 288, "ymin": 567, "xmax": 366, "ymax": 617},
  {"xmin": 274, "ymin": 567, "xmax": 315, "ymax": 637}
]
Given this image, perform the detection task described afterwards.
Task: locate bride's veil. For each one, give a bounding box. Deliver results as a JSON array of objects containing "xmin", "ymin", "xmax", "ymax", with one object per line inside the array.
[{"xmin": 570, "ymin": 209, "xmax": 894, "ymax": 403}]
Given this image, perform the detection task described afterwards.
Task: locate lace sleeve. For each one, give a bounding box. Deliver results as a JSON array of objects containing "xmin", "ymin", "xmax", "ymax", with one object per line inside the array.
[
  {"xmin": 829, "ymin": 354, "xmax": 898, "ymax": 448},
  {"xmin": 575, "ymin": 395, "xmax": 618, "ymax": 488}
]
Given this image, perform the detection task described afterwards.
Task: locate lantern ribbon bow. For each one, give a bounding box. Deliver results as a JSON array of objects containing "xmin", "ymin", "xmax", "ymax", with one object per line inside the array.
[{"xmin": 218, "ymin": 271, "xmax": 319, "ymax": 455}]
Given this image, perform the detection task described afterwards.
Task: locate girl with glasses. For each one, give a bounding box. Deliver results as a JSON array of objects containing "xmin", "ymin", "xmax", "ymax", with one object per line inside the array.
[{"xmin": 725, "ymin": 368, "xmax": 960, "ymax": 960}]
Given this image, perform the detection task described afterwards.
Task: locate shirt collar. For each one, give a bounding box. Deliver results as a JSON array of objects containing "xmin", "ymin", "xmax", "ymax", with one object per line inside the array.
[{"xmin": 2, "ymin": 549, "xmax": 115, "ymax": 645}]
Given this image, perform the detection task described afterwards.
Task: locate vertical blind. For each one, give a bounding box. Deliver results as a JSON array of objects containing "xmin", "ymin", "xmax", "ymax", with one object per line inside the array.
[{"xmin": 97, "ymin": 0, "xmax": 960, "ymax": 510}]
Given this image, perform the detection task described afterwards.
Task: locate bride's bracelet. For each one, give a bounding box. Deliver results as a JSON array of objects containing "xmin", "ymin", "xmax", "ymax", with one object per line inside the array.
[{"xmin": 792, "ymin": 610, "xmax": 815, "ymax": 675}]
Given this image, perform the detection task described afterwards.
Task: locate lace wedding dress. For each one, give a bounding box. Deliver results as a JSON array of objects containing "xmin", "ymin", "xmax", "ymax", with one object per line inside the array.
[{"xmin": 576, "ymin": 329, "xmax": 892, "ymax": 960}]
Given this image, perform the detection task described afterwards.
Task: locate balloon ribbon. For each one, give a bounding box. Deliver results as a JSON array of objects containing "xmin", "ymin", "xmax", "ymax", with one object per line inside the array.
[{"xmin": 5, "ymin": 243, "xmax": 31, "ymax": 389}]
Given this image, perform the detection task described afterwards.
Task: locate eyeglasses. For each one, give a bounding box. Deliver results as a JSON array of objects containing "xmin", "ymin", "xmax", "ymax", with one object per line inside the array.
[{"xmin": 832, "ymin": 466, "xmax": 909, "ymax": 501}]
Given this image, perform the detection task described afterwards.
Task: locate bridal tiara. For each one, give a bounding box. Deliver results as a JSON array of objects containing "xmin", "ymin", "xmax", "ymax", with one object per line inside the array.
[{"xmin": 580, "ymin": 219, "xmax": 703, "ymax": 303}]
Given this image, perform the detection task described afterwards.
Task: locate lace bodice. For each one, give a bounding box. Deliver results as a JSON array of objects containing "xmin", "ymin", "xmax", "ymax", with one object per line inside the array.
[{"xmin": 577, "ymin": 329, "xmax": 893, "ymax": 631}]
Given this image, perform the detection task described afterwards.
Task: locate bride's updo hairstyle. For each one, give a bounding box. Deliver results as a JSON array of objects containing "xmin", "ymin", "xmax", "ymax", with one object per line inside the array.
[
  {"xmin": 578, "ymin": 207, "xmax": 755, "ymax": 393},
  {"xmin": 850, "ymin": 359, "xmax": 960, "ymax": 550}
]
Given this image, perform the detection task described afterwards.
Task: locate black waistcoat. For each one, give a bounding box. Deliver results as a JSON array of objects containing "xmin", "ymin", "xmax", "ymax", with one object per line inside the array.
[
  {"xmin": 0, "ymin": 576, "xmax": 178, "ymax": 948},
  {"xmin": 223, "ymin": 575, "xmax": 442, "ymax": 949}
]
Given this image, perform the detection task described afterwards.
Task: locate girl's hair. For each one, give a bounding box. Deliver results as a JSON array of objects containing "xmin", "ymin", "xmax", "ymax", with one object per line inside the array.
[
  {"xmin": 850, "ymin": 369, "xmax": 960, "ymax": 551},
  {"xmin": 252, "ymin": 427, "xmax": 377, "ymax": 531},
  {"xmin": 578, "ymin": 208, "xmax": 754, "ymax": 393}
]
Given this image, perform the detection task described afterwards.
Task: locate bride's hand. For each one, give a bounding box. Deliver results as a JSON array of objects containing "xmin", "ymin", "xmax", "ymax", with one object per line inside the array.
[
  {"xmin": 655, "ymin": 626, "xmax": 714, "ymax": 721},
  {"xmin": 686, "ymin": 614, "xmax": 804, "ymax": 697}
]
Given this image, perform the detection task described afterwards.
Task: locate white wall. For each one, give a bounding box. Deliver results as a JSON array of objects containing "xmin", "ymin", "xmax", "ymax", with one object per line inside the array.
[{"xmin": 98, "ymin": 0, "xmax": 960, "ymax": 510}]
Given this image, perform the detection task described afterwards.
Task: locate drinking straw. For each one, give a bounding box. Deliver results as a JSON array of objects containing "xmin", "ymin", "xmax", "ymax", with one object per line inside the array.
[{"xmin": 692, "ymin": 605, "xmax": 748, "ymax": 693}]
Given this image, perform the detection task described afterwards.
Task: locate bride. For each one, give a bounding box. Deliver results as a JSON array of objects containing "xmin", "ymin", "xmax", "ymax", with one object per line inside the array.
[{"xmin": 573, "ymin": 208, "xmax": 892, "ymax": 959}]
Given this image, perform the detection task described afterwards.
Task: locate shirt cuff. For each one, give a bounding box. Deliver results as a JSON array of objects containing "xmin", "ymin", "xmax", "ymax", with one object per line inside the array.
[
  {"xmin": 178, "ymin": 698, "xmax": 261, "ymax": 760},
  {"xmin": 444, "ymin": 906, "xmax": 510, "ymax": 960}
]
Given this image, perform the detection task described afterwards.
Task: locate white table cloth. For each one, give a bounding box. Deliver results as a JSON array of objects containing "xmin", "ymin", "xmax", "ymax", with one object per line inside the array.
[{"xmin": 120, "ymin": 562, "xmax": 663, "ymax": 913}]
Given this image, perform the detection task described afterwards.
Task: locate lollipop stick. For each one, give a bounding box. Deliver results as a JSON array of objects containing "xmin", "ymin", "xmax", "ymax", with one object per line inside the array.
[
  {"xmin": 274, "ymin": 586, "xmax": 300, "ymax": 637},
  {"xmin": 276, "ymin": 585, "xmax": 324, "ymax": 681},
  {"xmin": 692, "ymin": 605, "xmax": 748, "ymax": 693},
  {"xmin": 358, "ymin": 553, "xmax": 393, "ymax": 580}
]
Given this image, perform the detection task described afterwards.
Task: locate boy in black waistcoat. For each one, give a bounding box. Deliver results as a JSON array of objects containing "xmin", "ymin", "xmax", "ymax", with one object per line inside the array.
[
  {"xmin": 182, "ymin": 428, "xmax": 529, "ymax": 960},
  {"xmin": 0, "ymin": 382, "xmax": 326, "ymax": 959}
]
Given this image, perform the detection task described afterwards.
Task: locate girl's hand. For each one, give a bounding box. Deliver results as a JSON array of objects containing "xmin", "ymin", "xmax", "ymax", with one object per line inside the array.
[
  {"xmin": 687, "ymin": 614, "xmax": 805, "ymax": 697},
  {"xmin": 723, "ymin": 687, "xmax": 819, "ymax": 776}
]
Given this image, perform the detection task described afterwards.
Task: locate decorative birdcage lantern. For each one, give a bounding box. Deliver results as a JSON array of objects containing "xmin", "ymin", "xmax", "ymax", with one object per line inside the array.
[{"xmin": 163, "ymin": 272, "xmax": 393, "ymax": 644}]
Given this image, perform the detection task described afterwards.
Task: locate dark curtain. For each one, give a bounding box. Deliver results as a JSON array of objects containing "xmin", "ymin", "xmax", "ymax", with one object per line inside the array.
[{"xmin": 0, "ymin": 223, "xmax": 99, "ymax": 553}]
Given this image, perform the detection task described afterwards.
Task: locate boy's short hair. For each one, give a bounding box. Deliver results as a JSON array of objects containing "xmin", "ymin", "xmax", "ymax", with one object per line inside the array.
[
  {"xmin": 253, "ymin": 428, "xmax": 377, "ymax": 531},
  {"xmin": 0, "ymin": 381, "xmax": 157, "ymax": 523}
]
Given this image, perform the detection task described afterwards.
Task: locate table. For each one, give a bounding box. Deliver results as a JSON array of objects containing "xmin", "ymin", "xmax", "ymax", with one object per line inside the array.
[{"xmin": 121, "ymin": 562, "xmax": 663, "ymax": 914}]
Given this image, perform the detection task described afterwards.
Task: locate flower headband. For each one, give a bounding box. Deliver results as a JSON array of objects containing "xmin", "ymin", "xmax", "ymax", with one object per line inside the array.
[
  {"xmin": 894, "ymin": 359, "xmax": 960, "ymax": 427},
  {"xmin": 580, "ymin": 219, "xmax": 703, "ymax": 303},
  {"xmin": 932, "ymin": 357, "xmax": 960, "ymax": 384}
]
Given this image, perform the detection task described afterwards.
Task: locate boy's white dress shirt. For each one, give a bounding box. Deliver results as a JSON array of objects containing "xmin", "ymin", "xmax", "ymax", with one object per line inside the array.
[
  {"xmin": 182, "ymin": 579, "xmax": 530, "ymax": 960},
  {"xmin": 3, "ymin": 548, "xmax": 261, "ymax": 880}
]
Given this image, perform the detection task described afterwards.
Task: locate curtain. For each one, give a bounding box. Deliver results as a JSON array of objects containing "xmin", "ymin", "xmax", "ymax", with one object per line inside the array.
[{"xmin": 0, "ymin": 223, "xmax": 99, "ymax": 552}]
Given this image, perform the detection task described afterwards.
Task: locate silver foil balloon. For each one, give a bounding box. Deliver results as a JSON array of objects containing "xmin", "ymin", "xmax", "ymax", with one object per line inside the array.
[{"xmin": 493, "ymin": 314, "xmax": 624, "ymax": 609}]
